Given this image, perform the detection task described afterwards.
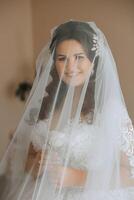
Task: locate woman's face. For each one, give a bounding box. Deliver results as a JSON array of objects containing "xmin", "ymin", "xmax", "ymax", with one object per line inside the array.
[{"xmin": 55, "ymin": 39, "xmax": 92, "ymax": 86}]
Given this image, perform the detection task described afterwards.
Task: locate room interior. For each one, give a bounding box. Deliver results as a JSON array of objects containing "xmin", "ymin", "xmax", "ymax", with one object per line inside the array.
[{"xmin": 0, "ymin": 0, "xmax": 134, "ymax": 157}]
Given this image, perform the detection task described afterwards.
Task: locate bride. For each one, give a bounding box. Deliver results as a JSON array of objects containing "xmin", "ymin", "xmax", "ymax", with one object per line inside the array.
[{"xmin": 0, "ymin": 20, "xmax": 134, "ymax": 200}]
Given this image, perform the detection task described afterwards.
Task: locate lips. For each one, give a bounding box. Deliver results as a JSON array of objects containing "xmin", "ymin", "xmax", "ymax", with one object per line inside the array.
[{"xmin": 65, "ymin": 72, "xmax": 81, "ymax": 77}]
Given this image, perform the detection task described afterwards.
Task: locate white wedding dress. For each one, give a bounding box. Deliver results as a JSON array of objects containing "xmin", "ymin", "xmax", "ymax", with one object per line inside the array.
[
  {"xmin": 8, "ymin": 112, "xmax": 134, "ymax": 200},
  {"xmin": 14, "ymin": 112, "xmax": 134, "ymax": 200}
]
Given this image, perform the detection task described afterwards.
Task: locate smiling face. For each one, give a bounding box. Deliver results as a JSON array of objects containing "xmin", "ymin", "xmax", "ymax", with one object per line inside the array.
[{"xmin": 55, "ymin": 39, "xmax": 92, "ymax": 87}]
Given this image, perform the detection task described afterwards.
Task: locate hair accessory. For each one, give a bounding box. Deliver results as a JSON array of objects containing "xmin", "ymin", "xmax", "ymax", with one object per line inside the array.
[{"xmin": 91, "ymin": 34, "xmax": 104, "ymax": 55}]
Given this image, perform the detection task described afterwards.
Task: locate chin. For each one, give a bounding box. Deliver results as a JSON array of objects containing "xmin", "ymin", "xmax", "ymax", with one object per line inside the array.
[{"xmin": 63, "ymin": 79, "xmax": 84, "ymax": 87}]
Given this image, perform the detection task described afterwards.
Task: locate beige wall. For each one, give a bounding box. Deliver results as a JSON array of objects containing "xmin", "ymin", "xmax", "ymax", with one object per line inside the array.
[
  {"xmin": 0, "ymin": 0, "xmax": 34, "ymax": 156},
  {"xmin": 0, "ymin": 0, "xmax": 134, "ymax": 156}
]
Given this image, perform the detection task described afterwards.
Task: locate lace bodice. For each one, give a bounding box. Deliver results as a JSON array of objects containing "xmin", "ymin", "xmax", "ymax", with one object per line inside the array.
[
  {"xmin": 31, "ymin": 120, "xmax": 95, "ymax": 171},
  {"xmin": 49, "ymin": 122, "xmax": 97, "ymax": 170},
  {"xmin": 30, "ymin": 116, "xmax": 134, "ymax": 177}
]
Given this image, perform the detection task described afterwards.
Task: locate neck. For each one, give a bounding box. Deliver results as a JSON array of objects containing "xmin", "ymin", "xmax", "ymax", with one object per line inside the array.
[{"xmin": 71, "ymin": 85, "xmax": 84, "ymax": 118}]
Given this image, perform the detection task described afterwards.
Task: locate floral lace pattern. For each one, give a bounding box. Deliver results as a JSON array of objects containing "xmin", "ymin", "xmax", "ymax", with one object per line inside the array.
[
  {"xmin": 29, "ymin": 118, "xmax": 134, "ymax": 200},
  {"xmin": 30, "ymin": 119, "xmax": 51, "ymax": 150},
  {"xmin": 48, "ymin": 121, "xmax": 95, "ymax": 170},
  {"xmin": 31, "ymin": 115, "xmax": 134, "ymax": 177},
  {"xmin": 31, "ymin": 120, "xmax": 95, "ymax": 170},
  {"xmin": 120, "ymin": 113, "xmax": 134, "ymax": 178}
]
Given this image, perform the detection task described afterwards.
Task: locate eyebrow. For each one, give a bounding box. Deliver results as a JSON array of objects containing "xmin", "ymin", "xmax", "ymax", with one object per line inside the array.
[{"xmin": 56, "ymin": 53, "xmax": 85, "ymax": 57}]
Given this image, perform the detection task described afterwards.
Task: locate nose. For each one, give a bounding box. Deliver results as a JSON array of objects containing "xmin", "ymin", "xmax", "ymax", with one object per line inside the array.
[{"xmin": 65, "ymin": 57, "xmax": 78, "ymax": 73}]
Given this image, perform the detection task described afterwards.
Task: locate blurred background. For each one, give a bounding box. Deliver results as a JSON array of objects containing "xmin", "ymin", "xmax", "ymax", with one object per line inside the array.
[{"xmin": 0, "ymin": 0, "xmax": 134, "ymax": 157}]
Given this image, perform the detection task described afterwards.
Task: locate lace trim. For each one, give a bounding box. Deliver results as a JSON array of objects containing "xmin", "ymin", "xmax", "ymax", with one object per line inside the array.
[
  {"xmin": 30, "ymin": 113, "xmax": 93, "ymax": 151},
  {"xmin": 30, "ymin": 120, "xmax": 49, "ymax": 150},
  {"xmin": 48, "ymin": 123, "xmax": 94, "ymax": 170},
  {"xmin": 121, "ymin": 116, "xmax": 134, "ymax": 178}
]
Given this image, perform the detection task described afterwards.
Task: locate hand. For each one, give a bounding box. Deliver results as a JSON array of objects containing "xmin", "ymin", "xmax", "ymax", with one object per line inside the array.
[
  {"xmin": 25, "ymin": 143, "xmax": 46, "ymax": 179},
  {"xmin": 47, "ymin": 152, "xmax": 87, "ymax": 187}
]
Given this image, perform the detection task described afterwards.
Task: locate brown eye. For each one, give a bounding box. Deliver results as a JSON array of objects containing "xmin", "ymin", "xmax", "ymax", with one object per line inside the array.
[
  {"xmin": 58, "ymin": 57, "xmax": 66, "ymax": 61},
  {"xmin": 75, "ymin": 55, "xmax": 84, "ymax": 60}
]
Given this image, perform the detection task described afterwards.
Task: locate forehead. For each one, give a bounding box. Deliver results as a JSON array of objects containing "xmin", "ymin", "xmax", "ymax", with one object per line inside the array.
[{"xmin": 56, "ymin": 39, "xmax": 85, "ymax": 55}]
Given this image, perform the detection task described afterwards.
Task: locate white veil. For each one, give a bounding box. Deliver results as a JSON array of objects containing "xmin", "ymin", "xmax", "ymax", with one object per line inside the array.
[{"xmin": 0, "ymin": 20, "xmax": 134, "ymax": 200}]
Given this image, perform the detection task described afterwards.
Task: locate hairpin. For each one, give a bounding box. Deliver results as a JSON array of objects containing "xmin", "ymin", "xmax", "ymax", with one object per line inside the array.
[{"xmin": 91, "ymin": 34, "xmax": 103, "ymax": 55}]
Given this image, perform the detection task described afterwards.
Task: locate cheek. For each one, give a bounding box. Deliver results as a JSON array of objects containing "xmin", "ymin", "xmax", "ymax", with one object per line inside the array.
[
  {"xmin": 55, "ymin": 63, "xmax": 63, "ymax": 77},
  {"xmin": 80, "ymin": 61, "xmax": 92, "ymax": 73}
]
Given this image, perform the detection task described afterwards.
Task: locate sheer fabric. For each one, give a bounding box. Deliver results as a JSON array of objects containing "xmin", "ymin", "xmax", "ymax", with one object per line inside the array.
[{"xmin": 0, "ymin": 20, "xmax": 134, "ymax": 200}]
